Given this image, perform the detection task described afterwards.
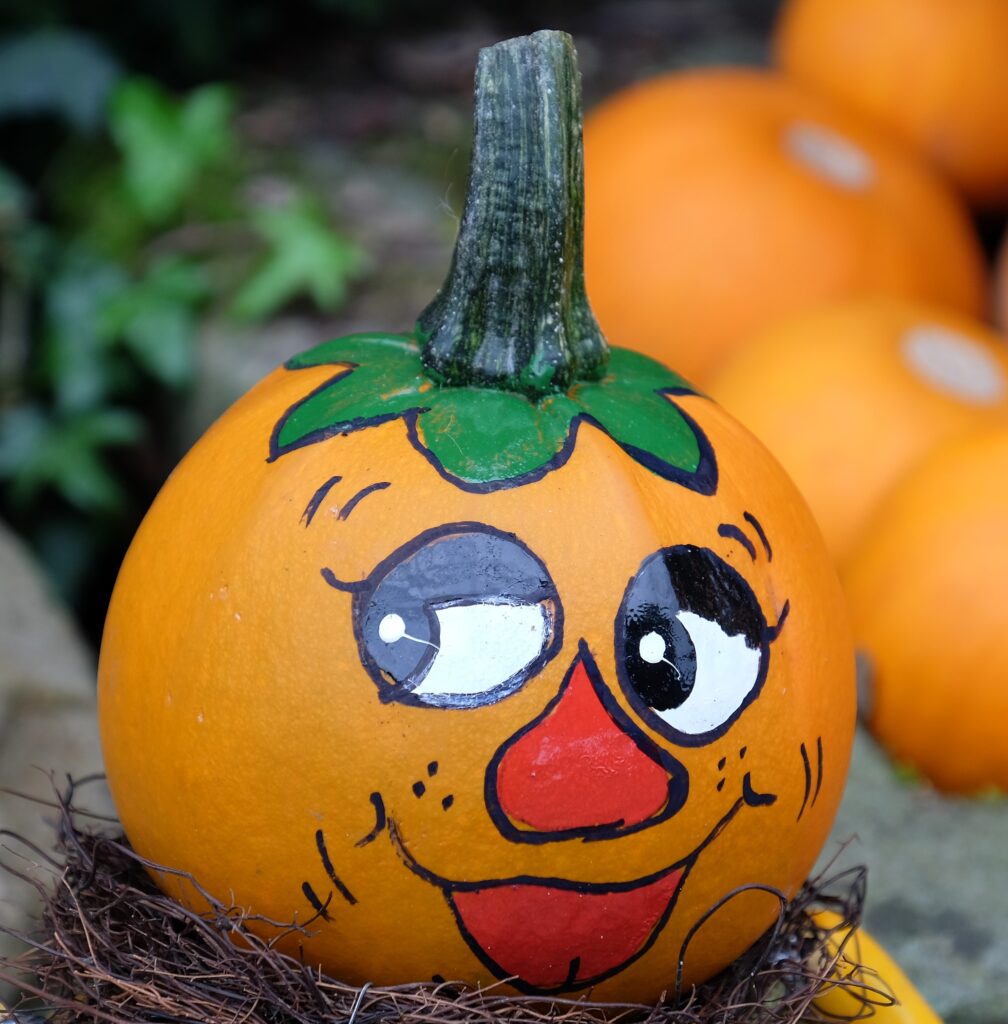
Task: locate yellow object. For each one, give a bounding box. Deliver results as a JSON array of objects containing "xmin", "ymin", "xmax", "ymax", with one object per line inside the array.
[
  {"xmin": 812, "ymin": 910, "xmax": 943, "ymax": 1022},
  {"xmin": 709, "ymin": 298, "xmax": 1008, "ymax": 567}
]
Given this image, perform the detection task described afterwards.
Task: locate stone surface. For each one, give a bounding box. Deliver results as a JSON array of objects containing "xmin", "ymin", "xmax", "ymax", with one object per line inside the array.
[
  {"xmin": 820, "ymin": 728, "xmax": 1008, "ymax": 1024},
  {"xmin": 0, "ymin": 522, "xmax": 111, "ymax": 1002}
]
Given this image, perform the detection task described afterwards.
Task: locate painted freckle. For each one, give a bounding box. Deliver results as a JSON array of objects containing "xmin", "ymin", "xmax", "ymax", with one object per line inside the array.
[
  {"xmin": 428, "ymin": 761, "xmax": 439, "ymax": 777},
  {"xmin": 442, "ymin": 795, "xmax": 454, "ymax": 811},
  {"xmin": 413, "ymin": 781, "xmax": 426, "ymax": 798},
  {"xmin": 717, "ymin": 756, "xmax": 727, "ymax": 770},
  {"xmin": 739, "ymin": 746, "xmax": 747, "ymax": 759},
  {"xmin": 716, "ymin": 779, "xmax": 725, "ymax": 792}
]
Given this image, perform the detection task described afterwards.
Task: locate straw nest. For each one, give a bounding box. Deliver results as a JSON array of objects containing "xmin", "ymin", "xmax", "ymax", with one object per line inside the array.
[{"xmin": 0, "ymin": 780, "xmax": 885, "ymax": 1024}]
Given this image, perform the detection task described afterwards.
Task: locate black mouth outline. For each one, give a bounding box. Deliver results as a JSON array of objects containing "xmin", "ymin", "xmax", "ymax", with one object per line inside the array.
[{"xmin": 387, "ymin": 790, "xmax": 763, "ymax": 995}]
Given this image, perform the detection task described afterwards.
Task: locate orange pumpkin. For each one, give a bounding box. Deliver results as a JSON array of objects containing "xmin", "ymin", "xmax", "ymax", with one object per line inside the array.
[
  {"xmin": 843, "ymin": 425, "xmax": 1008, "ymax": 795},
  {"xmin": 776, "ymin": 0, "xmax": 1008, "ymax": 209},
  {"xmin": 709, "ymin": 298, "xmax": 1008, "ymax": 567},
  {"xmin": 995, "ymin": 231, "xmax": 1008, "ymax": 332},
  {"xmin": 98, "ymin": 33, "xmax": 855, "ymax": 1001},
  {"xmin": 583, "ymin": 69, "xmax": 986, "ymax": 384}
]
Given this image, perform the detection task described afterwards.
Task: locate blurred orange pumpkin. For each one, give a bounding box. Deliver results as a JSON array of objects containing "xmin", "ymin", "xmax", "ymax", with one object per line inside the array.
[
  {"xmin": 843, "ymin": 426, "xmax": 1008, "ymax": 794},
  {"xmin": 583, "ymin": 69, "xmax": 986, "ymax": 385},
  {"xmin": 995, "ymin": 231, "xmax": 1008, "ymax": 332},
  {"xmin": 776, "ymin": 0, "xmax": 1008, "ymax": 209},
  {"xmin": 708, "ymin": 298, "xmax": 1008, "ymax": 566}
]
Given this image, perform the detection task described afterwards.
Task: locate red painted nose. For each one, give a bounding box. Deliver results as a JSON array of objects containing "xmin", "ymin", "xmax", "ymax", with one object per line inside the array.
[{"xmin": 489, "ymin": 645, "xmax": 686, "ymax": 839}]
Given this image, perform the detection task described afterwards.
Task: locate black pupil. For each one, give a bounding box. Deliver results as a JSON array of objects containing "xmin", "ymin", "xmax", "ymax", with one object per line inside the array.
[{"xmin": 619, "ymin": 545, "xmax": 764, "ymax": 713}]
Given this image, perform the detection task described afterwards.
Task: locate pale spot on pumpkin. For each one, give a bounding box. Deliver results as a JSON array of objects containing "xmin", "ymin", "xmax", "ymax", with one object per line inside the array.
[
  {"xmin": 902, "ymin": 325, "xmax": 1005, "ymax": 404},
  {"xmin": 785, "ymin": 122, "xmax": 874, "ymax": 190}
]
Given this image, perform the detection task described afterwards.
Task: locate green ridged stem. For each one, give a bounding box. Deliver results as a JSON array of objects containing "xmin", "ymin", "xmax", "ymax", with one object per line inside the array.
[{"xmin": 417, "ymin": 30, "xmax": 609, "ymax": 399}]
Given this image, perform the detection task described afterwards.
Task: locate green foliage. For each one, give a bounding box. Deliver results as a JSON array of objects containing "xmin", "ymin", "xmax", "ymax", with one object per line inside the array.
[
  {"xmin": 109, "ymin": 80, "xmax": 235, "ymax": 224},
  {"xmin": 233, "ymin": 198, "xmax": 367, "ymax": 321},
  {"xmin": 0, "ymin": 42, "xmax": 366, "ymax": 606}
]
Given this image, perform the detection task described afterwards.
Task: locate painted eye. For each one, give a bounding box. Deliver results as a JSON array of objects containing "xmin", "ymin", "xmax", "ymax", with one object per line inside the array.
[
  {"xmin": 354, "ymin": 524, "xmax": 562, "ymax": 708},
  {"xmin": 616, "ymin": 545, "xmax": 768, "ymax": 743}
]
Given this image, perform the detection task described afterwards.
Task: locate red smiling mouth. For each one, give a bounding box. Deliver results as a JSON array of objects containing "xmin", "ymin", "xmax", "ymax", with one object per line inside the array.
[
  {"xmin": 448, "ymin": 865, "xmax": 688, "ymax": 991},
  {"xmin": 388, "ymin": 800, "xmax": 746, "ymax": 995}
]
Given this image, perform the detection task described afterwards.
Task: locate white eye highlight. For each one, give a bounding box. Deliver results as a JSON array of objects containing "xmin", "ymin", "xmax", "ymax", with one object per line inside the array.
[
  {"xmin": 378, "ymin": 613, "xmax": 407, "ymax": 643},
  {"xmin": 654, "ymin": 612, "xmax": 761, "ymax": 736},
  {"xmin": 409, "ymin": 602, "xmax": 551, "ymax": 704},
  {"xmin": 639, "ymin": 631, "xmax": 667, "ymax": 665}
]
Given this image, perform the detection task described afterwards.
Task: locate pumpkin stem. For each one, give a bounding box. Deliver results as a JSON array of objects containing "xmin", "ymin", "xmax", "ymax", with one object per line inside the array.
[{"xmin": 417, "ymin": 30, "xmax": 609, "ymax": 398}]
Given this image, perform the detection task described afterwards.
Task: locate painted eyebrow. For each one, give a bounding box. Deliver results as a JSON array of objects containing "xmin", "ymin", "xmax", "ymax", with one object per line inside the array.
[
  {"xmin": 743, "ymin": 511, "xmax": 772, "ymax": 561},
  {"xmin": 338, "ymin": 481, "xmax": 391, "ymax": 521},
  {"xmin": 302, "ymin": 475, "xmax": 342, "ymax": 527},
  {"xmin": 717, "ymin": 523, "xmax": 757, "ymax": 561}
]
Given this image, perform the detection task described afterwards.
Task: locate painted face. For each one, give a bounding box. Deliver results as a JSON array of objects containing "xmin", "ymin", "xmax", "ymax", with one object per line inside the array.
[{"xmin": 99, "ymin": 336, "xmax": 855, "ymax": 1002}]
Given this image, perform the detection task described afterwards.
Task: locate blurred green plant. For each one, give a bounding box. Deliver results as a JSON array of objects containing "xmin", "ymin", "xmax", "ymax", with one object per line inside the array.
[{"xmin": 0, "ymin": 31, "xmax": 367, "ymax": 613}]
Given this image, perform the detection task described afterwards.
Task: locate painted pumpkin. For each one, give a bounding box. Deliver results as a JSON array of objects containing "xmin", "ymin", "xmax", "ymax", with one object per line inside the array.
[
  {"xmin": 98, "ymin": 33, "xmax": 855, "ymax": 1001},
  {"xmin": 709, "ymin": 298, "xmax": 1008, "ymax": 567},
  {"xmin": 844, "ymin": 425, "xmax": 1008, "ymax": 794},
  {"xmin": 776, "ymin": 0, "xmax": 1008, "ymax": 209},
  {"xmin": 583, "ymin": 69, "xmax": 986, "ymax": 385}
]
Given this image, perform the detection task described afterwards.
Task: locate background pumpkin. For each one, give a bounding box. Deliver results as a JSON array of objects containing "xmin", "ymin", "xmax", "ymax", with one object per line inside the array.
[
  {"xmin": 708, "ymin": 298, "xmax": 1008, "ymax": 567},
  {"xmin": 843, "ymin": 425, "xmax": 1008, "ymax": 795},
  {"xmin": 582, "ymin": 68, "xmax": 986, "ymax": 385},
  {"xmin": 775, "ymin": 0, "xmax": 1008, "ymax": 209},
  {"xmin": 97, "ymin": 32, "xmax": 855, "ymax": 1002}
]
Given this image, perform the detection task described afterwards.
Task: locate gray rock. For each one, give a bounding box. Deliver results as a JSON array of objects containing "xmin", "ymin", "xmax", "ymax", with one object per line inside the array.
[
  {"xmin": 0, "ymin": 523, "xmax": 112, "ymax": 1003},
  {"xmin": 820, "ymin": 728, "xmax": 1008, "ymax": 1024}
]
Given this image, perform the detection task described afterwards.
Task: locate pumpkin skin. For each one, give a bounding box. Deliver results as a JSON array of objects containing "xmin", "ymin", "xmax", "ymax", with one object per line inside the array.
[
  {"xmin": 775, "ymin": 0, "xmax": 1008, "ymax": 209},
  {"xmin": 843, "ymin": 426, "xmax": 1008, "ymax": 795},
  {"xmin": 99, "ymin": 33, "xmax": 855, "ymax": 1003},
  {"xmin": 583, "ymin": 69, "xmax": 986, "ymax": 384},
  {"xmin": 98, "ymin": 334, "xmax": 855, "ymax": 1000},
  {"xmin": 709, "ymin": 299, "xmax": 1008, "ymax": 567}
]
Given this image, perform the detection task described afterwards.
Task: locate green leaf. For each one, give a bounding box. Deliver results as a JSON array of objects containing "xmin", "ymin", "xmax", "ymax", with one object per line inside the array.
[
  {"xmin": 0, "ymin": 404, "xmax": 143, "ymax": 513},
  {"xmin": 0, "ymin": 164, "xmax": 30, "ymax": 229},
  {"xmin": 273, "ymin": 333, "xmax": 428, "ymax": 455},
  {"xmin": 42, "ymin": 252, "xmax": 130, "ymax": 412},
  {"xmin": 417, "ymin": 389, "xmax": 577, "ymax": 485},
  {"xmin": 572, "ymin": 348, "xmax": 703, "ymax": 480},
  {"xmin": 274, "ymin": 335, "xmax": 711, "ymax": 492},
  {"xmin": 231, "ymin": 197, "xmax": 367, "ymax": 322},
  {"xmin": 109, "ymin": 78, "xmax": 235, "ymax": 224},
  {"xmin": 0, "ymin": 29, "xmax": 120, "ymax": 131},
  {"xmin": 102, "ymin": 258, "xmax": 210, "ymax": 387}
]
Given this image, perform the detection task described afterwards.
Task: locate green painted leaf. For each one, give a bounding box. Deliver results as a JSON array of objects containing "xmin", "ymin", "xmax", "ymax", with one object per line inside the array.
[
  {"xmin": 273, "ymin": 335, "xmax": 712, "ymax": 492},
  {"xmin": 273, "ymin": 334, "xmax": 431, "ymax": 455},
  {"xmin": 417, "ymin": 389, "xmax": 577, "ymax": 485}
]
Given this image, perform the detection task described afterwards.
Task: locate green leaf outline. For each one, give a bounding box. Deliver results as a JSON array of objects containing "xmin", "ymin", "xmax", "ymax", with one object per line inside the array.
[{"xmin": 270, "ymin": 333, "xmax": 716, "ymax": 494}]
